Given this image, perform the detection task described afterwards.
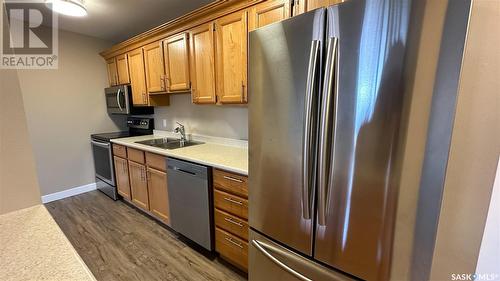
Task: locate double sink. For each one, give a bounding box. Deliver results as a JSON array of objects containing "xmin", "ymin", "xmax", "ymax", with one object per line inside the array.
[{"xmin": 135, "ymin": 138, "xmax": 203, "ymax": 150}]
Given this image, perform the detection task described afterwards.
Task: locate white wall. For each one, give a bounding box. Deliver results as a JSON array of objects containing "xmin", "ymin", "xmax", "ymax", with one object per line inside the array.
[
  {"xmin": 154, "ymin": 94, "xmax": 248, "ymax": 140},
  {"xmin": 17, "ymin": 29, "xmax": 126, "ymax": 196}
]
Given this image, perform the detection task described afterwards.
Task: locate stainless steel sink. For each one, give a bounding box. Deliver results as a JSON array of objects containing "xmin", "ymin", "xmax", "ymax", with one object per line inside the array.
[{"xmin": 135, "ymin": 138, "xmax": 203, "ymax": 150}]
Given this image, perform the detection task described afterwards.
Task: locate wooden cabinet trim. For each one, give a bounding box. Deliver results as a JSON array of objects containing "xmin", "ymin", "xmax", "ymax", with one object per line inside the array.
[{"xmin": 100, "ymin": 1, "xmax": 266, "ymax": 59}]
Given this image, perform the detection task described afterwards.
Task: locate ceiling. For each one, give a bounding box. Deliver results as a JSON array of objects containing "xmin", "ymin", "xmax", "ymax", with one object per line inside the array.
[{"xmin": 47, "ymin": 0, "xmax": 214, "ymax": 43}]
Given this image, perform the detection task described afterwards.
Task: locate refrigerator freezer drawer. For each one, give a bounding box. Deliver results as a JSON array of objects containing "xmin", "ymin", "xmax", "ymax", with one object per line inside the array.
[
  {"xmin": 249, "ymin": 229, "xmax": 354, "ymax": 281},
  {"xmin": 214, "ymin": 189, "xmax": 249, "ymax": 220},
  {"xmin": 215, "ymin": 208, "xmax": 249, "ymax": 240},
  {"xmin": 216, "ymin": 227, "xmax": 249, "ymax": 271}
]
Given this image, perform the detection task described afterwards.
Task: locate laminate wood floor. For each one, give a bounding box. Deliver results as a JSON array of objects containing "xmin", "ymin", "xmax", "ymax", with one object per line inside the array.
[{"xmin": 46, "ymin": 191, "xmax": 247, "ymax": 281}]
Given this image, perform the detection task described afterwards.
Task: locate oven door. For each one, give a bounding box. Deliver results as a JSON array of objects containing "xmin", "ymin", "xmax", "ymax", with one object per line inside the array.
[
  {"xmin": 91, "ymin": 139, "xmax": 115, "ymax": 186},
  {"xmin": 105, "ymin": 86, "xmax": 129, "ymax": 115}
]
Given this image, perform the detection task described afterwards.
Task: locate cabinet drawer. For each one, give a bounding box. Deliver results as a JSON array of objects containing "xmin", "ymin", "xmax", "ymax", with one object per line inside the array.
[
  {"xmin": 128, "ymin": 148, "xmax": 145, "ymax": 163},
  {"xmin": 145, "ymin": 152, "xmax": 166, "ymax": 171},
  {"xmin": 214, "ymin": 189, "xmax": 248, "ymax": 220},
  {"xmin": 213, "ymin": 169, "xmax": 248, "ymax": 198},
  {"xmin": 112, "ymin": 144, "xmax": 127, "ymax": 158},
  {"xmin": 215, "ymin": 208, "xmax": 248, "ymax": 241},
  {"xmin": 215, "ymin": 227, "xmax": 248, "ymax": 271}
]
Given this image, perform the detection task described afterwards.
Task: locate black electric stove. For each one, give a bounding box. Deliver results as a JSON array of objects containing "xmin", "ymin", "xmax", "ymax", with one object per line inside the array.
[{"xmin": 91, "ymin": 117, "xmax": 154, "ymax": 200}]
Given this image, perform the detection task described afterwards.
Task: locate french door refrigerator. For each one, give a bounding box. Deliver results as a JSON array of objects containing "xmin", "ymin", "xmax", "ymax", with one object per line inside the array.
[{"xmin": 249, "ymin": 0, "xmax": 411, "ymax": 280}]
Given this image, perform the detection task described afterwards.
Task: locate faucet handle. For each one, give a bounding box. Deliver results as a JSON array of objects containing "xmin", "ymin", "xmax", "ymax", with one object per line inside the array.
[{"xmin": 175, "ymin": 122, "xmax": 184, "ymax": 127}]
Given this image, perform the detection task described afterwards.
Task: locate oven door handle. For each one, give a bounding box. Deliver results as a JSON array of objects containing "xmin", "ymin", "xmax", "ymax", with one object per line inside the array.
[{"xmin": 91, "ymin": 140, "xmax": 110, "ymax": 148}]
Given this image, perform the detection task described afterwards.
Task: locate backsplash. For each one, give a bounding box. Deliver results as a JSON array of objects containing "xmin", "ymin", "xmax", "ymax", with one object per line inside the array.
[{"xmin": 153, "ymin": 94, "xmax": 248, "ymax": 140}]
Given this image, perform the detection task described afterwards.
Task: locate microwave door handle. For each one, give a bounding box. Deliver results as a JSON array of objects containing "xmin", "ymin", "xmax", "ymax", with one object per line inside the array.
[{"xmin": 116, "ymin": 88, "xmax": 123, "ymax": 111}]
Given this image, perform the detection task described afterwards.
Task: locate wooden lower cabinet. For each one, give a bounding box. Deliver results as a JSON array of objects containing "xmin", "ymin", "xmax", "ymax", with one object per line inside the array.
[
  {"xmin": 216, "ymin": 227, "xmax": 248, "ymax": 271},
  {"xmin": 129, "ymin": 161, "xmax": 150, "ymax": 210},
  {"xmin": 213, "ymin": 169, "xmax": 249, "ymax": 272},
  {"xmin": 117, "ymin": 147, "xmax": 170, "ymax": 226},
  {"xmin": 114, "ymin": 156, "xmax": 131, "ymax": 200},
  {"xmin": 147, "ymin": 167, "xmax": 170, "ymax": 224}
]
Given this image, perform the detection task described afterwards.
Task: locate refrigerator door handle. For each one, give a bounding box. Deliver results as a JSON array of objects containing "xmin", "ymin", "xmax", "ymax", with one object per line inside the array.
[
  {"xmin": 318, "ymin": 37, "xmax": 339, "ymax": 226},
  {"xmin": 302, "ymin": 40, "xmax": 320, "ymax": 220},
  {"xmin": 252, "ymin": 240, "xmax": 313, "ymax": 281}
]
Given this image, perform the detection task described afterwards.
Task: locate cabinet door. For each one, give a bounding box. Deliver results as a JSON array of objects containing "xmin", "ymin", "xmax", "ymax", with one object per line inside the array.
[
  {"xmin": 129, "ymin": 161, "xmax": 149, "ymax": 210},
  {"xmin": 294, "ymin": 0, "xmax": 344, "ymax": 15},
  {"xmin": 215, "ymin": 11, "xmax": 248, "ymax": 104},
  {"xmin": 147, "ymin": 167, "xmax": 170, "ymax": 225},
  {"xmin": 128, "ymin": 48, "xmax": 149, "ymax": 106},
  {"xmin": 106, "ymin": 58, "xmax": 118, "ymax": 86},
  {"xmin": 189, "ymin": 23, "xmax": 217, "ymax": 104},
  {"xmin": 143, "ymin": 41, "xmax": 166, "ymax": 93},
  {"xmin": 249, "ymin": 0, "xmax": 291, "ymax": 31},
  {"xmin": 116, "ymin": 54, "xmax": 130, "ymax": 85},
  {"xmin": 163, "ymin": 33, "xmax": 190, "ymax": 92},
  {"xmin": 114, "ymin": 156, "xmax": 131, "ymax": 200}
]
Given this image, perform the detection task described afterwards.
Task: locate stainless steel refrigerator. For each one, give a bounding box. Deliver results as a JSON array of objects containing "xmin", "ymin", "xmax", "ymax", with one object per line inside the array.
[{"xmin": 249, "ymin": 0, "xmax": 412, "ymax": 280}]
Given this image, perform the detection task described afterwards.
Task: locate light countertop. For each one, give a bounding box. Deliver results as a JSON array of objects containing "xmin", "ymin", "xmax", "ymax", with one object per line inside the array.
[
  {"xmin": 111, "ymin": 134, "xmax": 248, "ymax": 175},
  {"xmin": 0, "ymin": 205, "xmax": 95, "ymax": 281}
]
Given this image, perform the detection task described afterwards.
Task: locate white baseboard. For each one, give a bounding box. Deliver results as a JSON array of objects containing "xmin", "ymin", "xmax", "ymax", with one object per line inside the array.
[{"xmin": 41, "ymin": 183, "xmax": 96, "ymax": 204}]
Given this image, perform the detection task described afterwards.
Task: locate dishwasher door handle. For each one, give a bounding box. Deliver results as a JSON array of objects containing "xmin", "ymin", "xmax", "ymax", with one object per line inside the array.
[{"xmin": 171, "ymin": 166, "xmax": 197, "ymax": 176}]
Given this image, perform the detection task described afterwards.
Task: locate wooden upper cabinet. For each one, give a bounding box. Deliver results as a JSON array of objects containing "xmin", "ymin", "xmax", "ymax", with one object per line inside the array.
[
  {"xmin": 147, "ymin": 167, "xmax": 170, "ymax": 225},
  {"xmin": 293, "ymin": 0, "xmax": 344, "ymax": 15},
  {"xmin": 249, "ymin": 0, "xmax": 291, "ymax": 31},
  {"xmin": 143, "ymin": 41, "xmax": 166, "ymax": 94},
  {"xmin": 215, "ymin": 11, "xmax": 248, "ymax": 104},
  {"xmin": 189, "ymin": 23, "xmax": 217, "ymax": 104},
  {"xmin": 163, "ymin": 33, "xmax": 190, "ymax": 92},
  {"xmin": 106, "ymin": 58, "xmax": 118, "ymax": 86},
  {"xmin": 116, "ymin": 54, "xmax": 130, "ymax": 85},
  {"xmin": 128, "ymin": 48, "xmax": 149, "ymax": 106}
]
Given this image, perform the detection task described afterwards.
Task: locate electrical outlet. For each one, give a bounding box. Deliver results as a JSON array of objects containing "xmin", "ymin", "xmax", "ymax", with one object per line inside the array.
[{"xmin": 162, "ymin": 119, "xmax": 167, "ymax": 128}]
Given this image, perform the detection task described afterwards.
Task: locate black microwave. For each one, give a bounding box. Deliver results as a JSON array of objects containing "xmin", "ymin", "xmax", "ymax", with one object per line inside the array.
[{"xmin": 105, "ymin": 85, "xmax": 153, "ymax": 115}]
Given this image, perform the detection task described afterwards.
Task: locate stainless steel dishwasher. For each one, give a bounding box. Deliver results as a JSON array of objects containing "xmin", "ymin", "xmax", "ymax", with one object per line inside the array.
[{"xmin": 166, "ymin": 158, "xmax": 213, "ymax": 251}]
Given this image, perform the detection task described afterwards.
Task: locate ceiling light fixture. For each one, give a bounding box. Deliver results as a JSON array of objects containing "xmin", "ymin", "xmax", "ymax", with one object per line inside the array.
[{"xmin": 46, "ymin": 0, "xmax": 88, "ymax": 17}]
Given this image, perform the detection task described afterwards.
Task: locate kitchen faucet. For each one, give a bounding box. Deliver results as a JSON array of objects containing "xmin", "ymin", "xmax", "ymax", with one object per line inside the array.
[{"xmin": 174, "ymin": 122, "xmax": 187, "ymax": 143}]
